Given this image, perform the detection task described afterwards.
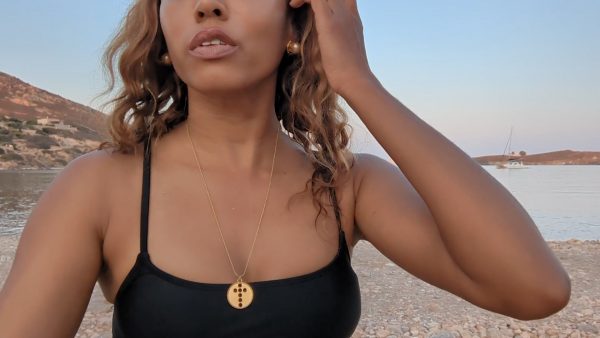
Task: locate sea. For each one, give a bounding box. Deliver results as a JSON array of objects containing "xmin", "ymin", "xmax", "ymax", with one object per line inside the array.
[{"xmin": 0, "ymin": 165, "xmax": 598, "ymax": 241}]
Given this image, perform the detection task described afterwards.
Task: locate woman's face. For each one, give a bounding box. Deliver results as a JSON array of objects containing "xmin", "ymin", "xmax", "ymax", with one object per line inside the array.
[{"xmin": 159, "ymin": 0, "xmax": 294, "ymax": 93}]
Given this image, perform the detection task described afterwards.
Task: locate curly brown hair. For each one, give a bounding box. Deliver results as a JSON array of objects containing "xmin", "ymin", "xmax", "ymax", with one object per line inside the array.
[{"xmin": 93, "ymin": 0, "xmax": 356, "ymax": 229}]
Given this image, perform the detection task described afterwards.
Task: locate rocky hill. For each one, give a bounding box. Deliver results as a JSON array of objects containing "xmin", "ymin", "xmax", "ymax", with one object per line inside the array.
[{"xmin": 0, "ymin": 71, "xmax": 110, "ymax": 170}]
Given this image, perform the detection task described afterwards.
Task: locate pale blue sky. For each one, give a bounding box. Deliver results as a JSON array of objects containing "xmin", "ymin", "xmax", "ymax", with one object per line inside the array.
[{"xmin": 1, "ymin": 1, "xmax": 598, "ymax": 158}]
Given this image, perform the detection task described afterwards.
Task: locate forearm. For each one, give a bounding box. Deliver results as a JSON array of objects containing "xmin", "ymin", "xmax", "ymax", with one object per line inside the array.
[{"xmin": 341, "ymin": 76, "xmax": 571, "ymax": 302}]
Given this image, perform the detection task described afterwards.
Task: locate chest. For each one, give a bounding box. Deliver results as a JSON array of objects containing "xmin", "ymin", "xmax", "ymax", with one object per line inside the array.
[{"xmin": 98, "ymin": 156, "xmax": 359, "ymax": 304}]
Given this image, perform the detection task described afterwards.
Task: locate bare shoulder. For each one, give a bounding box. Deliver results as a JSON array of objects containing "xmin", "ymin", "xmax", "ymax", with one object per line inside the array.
[
  {"xmin": 351, "ymin": 152, "xmax": 398, "ymax": 180},
  {"xmin": 0, "ymin": 144, "xmax": 138, "ymax": 336},
  {"xmin": 56, "ymin": 147, "xmax": 131, "ymax": 234},
  {"xmin": 49, "ymin": 148, "xmax": 115, "ymax": 228},
  {"xmin": 347, "ymin": 152, "xmax": 409, "ymax": 241}
]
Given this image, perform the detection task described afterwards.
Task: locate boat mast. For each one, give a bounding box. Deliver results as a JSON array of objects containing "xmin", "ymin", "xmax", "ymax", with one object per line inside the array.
[{"xmin": 502, "ymin": 125, "xmax": 514, "ymax": 159}]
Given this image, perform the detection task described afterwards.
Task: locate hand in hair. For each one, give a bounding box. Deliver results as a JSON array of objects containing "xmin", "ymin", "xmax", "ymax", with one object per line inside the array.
[{"xmin": 288, "ymin": 0, "xmax": 375, "ymax": 98}]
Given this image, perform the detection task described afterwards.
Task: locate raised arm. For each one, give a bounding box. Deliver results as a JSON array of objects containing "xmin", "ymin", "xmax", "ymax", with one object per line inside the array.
[
  {"xmin": 287, "ymin": 0, "xmax": 570, "ymax": 320},
  {"xmin": 348, "ymin": 78, "xmax": 571, "ymax": 321},
  {"xmin": 0, "ymin": 150, "xmax": 110, "ymax": 337}
]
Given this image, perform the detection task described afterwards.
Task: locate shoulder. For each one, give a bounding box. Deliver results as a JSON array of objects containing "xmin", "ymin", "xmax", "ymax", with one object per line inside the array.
[
  {"xmin": 348, "ymin": 153, "xmax": 412, "ymax": 241},
  {"xmin": 62, "ymin": 145, "xmax": 137, "ymax": 184},
  {"xmin": 69, "ymin": 141, "xmax": 146, "ymax": 175},
  {"xmin": 65, "ymin": 147, "xmax": 117, "ymax": 173},
  {"xmin": 56, "ymin": 143, "xmax": 144, "ymax": 237},
  {"xmin": 350, "ymin": 152, "xmax": 401, "ymax": 192}
]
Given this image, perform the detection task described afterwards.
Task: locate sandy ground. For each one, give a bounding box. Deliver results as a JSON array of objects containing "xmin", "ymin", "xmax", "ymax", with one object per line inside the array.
[{"xmin": 0, "ymin": 235, "xmax": 598, "ymax": 338}]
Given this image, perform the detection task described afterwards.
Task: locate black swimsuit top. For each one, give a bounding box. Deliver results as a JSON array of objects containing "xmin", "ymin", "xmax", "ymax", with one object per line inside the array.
[{"xmin": 111, "ymin": 136, "xmax": 362, "ymax": 338}]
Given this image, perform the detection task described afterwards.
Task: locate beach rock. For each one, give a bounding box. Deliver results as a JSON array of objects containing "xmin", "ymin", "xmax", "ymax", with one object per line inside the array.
[
  {"xmin": 424, "ymin": 321, "xmax": 440, "ymax": 330},
  {"xmin": 575, "ymin": 323, "xmax": 598, "ymax": 334},
  {"xmin": 376, "ymin": 329, "xmax": 390, "ymax": 337},
  {"xmin": 409, "ymin": 326, "xmax": 419, "ymax": 335},
  {"xmin": 581, "ymin": 309, "xmax": 594, "ymax": 316},
  {"xmin": 486, "ymin": 327, "xmax": 502, "ymax": 338},
  {"xmin": 426, "ymin": 330, "xmax": 458, "ymax": 338}
]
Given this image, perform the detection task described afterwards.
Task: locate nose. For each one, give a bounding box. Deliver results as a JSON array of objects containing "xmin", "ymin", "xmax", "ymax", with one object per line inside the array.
[{"xmin": 194, "ymin": 0, "xmax": 228, "ymax": 20}]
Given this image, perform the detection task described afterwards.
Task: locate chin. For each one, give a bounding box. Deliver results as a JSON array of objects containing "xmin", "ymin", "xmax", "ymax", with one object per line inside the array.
[
  {"xmin": 186, "ymin": 75, "xmax": 257, "ymax": 94},
  {"xmin": 182, "ymin": 60, "xmax": 275, "ymax": 94}
]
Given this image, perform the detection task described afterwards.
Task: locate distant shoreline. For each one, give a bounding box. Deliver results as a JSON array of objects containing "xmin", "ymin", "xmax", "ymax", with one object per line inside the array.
[
  {"xmin": 2, "ymin": 151, "xmax": 600, "ymax": 171},
  {"xmin": 1, "ymin": 163, "xmax": 598, "ymax": 172},
  {"xmin": 474, "ymin": 150, "xmax": 600, "ymax": 165},
  {"xmin": 0, "ymin": 167, "xmax": 64, "ymax": 171}
]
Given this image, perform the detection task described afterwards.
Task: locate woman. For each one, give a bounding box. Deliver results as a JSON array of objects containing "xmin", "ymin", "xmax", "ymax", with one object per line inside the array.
[{"xmin": 0, "ymin": 0, "xmax": 571, "ymax": 337}]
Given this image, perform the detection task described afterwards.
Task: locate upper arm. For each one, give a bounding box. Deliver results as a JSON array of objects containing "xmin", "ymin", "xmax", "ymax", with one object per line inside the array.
[
  {"xmin": 0, "ymin": 149, "xmax": 111, "ymax": 337},
  {"xmin": 353, "ymin": 153, "xmax": 490, "ymax": 307}
]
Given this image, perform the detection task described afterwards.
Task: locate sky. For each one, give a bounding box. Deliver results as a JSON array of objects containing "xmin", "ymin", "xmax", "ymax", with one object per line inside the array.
[{"xmin": 0, "ymin": 0, "xmax": 598, "ymax": 158}]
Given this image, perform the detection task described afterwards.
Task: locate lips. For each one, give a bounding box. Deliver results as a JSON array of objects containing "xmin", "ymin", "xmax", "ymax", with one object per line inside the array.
[{"xmin": 188, "ymin": 28, "xmax": 237, "ymax": 50}]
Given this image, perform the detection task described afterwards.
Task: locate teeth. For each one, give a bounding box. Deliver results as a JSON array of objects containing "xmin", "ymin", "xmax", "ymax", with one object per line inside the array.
[{"xmin": 200, "ymin": 38, "xmax": 225, "ymax": 46}]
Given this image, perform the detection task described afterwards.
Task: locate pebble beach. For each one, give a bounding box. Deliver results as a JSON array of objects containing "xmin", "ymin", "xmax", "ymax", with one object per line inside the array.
[{"xmin": 0, "ymin": 235, "xmax": 598, "ymax": 338}]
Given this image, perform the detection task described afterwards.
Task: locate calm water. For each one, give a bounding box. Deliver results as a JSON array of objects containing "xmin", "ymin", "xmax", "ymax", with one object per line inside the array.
[{"xmin": 0, "ymin": 165, "xmax": 598, "ymax": 240}]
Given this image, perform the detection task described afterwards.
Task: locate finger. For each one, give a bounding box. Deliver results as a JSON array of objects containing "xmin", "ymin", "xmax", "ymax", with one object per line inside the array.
[{"xmin": 288, "ymin": 0, "xmax": 308, "ymax": 9}]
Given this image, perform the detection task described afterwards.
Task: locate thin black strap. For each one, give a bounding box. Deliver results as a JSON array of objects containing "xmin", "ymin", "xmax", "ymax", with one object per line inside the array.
[
  {"xmin": 330, "ymin": 185, "xmax": 352, "ymax": 262},
  {"xmin": 330, "ymin": 186, "xmax": 343, "ymax": 234},
  {"xmin": 140, "ymin": 136, "xmax": 152, "ymax": 254}
]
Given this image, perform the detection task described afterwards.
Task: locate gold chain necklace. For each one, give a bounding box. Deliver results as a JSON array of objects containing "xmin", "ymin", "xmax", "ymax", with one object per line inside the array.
[{"xmin": 185, "ymin": 121, "xmax": 280, "ymax": 309}]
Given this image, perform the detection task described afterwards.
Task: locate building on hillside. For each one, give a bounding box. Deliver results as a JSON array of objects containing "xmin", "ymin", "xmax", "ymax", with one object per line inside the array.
[
  {"xmin": 36, "ymin": 117, "xmax": 77, "ymax": 132},
  {"xmin": 54, "ymin": 121, "xmax": 77, "ymax": 132},
  {"xmin": 37, "ymin": 117, "xmax": 61, "ymax": 126}
]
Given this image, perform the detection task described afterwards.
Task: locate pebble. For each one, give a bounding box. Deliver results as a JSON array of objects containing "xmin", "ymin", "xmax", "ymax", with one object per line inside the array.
[
  {"xmin": 576, "ymin": 323, "xmax": 598, "ymax": 334},
  {"xmin": 427, "ymin": 330, "xmax": 457, "ymax": 338},
  {"xmin": 376, "ymin": 329, "xmax": 390, "ymax": 337}
]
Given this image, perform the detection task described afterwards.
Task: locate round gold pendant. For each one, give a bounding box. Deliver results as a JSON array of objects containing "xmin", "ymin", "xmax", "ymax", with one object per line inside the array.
[{"xmin": 227, "ymin": 279, "xmax": 254, "ymax": 309}]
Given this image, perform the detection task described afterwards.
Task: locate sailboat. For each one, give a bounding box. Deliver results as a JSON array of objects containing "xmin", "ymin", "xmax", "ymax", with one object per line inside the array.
[{"xmin": 496, "ymin": 126, "xmax": 529, "ymax": 169}]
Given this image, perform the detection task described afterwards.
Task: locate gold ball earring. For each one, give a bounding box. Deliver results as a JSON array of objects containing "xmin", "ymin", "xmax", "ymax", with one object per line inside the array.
[
  {"xmin": 286, "ymin": 41, "xmax": 300, "ymax": 55},
  {"xmin": 159, "ymin": 53, "xmax": 172, "ymax": 66}
]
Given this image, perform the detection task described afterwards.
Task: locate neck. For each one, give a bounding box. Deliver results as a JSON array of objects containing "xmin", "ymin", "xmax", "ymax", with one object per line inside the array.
[{"xmin": 173, "ymin": 79, "xmax": 284, "ymax": 175}]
